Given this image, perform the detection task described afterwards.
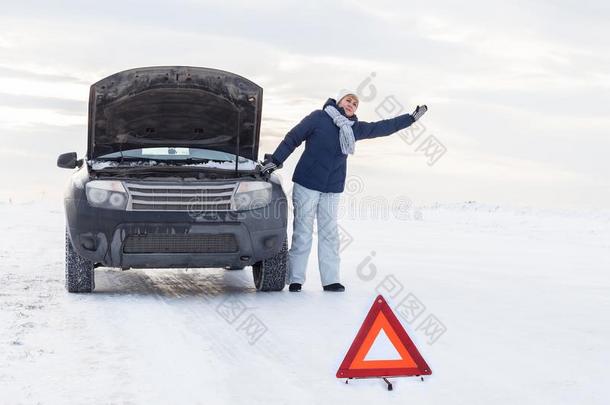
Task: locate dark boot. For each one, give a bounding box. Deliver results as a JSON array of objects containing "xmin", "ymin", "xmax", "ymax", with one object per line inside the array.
[
  {"xmin": 289, "ymin": 283, "xmax": 302, "ymax": 292},
  {"xmin": 323, "ymin": 283, "xmax": 345, "ymax": 292}
]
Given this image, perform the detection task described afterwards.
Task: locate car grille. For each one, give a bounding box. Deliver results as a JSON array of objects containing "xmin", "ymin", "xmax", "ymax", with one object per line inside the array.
[
  {"xmin": 124, "ymin": 182, "xmax": 237, "ymax": 211},
  {"xmin": 123, "ymin": 233, "xmax": 239, "ymax": 253}
]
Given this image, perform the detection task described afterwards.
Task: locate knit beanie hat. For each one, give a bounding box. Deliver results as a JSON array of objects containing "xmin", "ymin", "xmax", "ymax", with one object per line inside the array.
[{"xmin": 335, "ymin": 90, "xmax": 359, "ymax": 104}]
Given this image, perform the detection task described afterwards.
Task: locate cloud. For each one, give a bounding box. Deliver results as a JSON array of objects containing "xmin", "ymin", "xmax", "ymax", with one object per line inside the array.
[
  {"xmin": 0, "ymin": 65, "xmax": 89, "ymax": 84},
  {"xmin": 0, "ymin": 0, "xmax": 608, "ymax": 208},
  {"xmin": 0, "ymin": 92, "xmax": 86, "ymax": 115},
  {"xmin": 0, "ymin": 106, "xmax": 85, "ymax": 129}
]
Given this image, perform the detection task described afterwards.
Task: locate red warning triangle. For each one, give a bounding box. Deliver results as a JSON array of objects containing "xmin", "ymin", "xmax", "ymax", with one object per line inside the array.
[{"xmin": 336, "ymin": 295, "xmax": 432, "ymax": 378}]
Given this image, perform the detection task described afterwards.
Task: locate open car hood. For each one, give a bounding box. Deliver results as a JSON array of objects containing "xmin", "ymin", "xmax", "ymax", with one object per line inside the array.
[{"xmin": 87, "ymin": 66, "xmax": 263, "ymax": 161}]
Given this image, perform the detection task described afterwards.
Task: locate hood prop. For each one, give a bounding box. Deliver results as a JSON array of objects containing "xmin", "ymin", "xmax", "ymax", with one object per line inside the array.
[{"xmin": 234, "ymin": 110, "xmax": 241, "ymax": 177}]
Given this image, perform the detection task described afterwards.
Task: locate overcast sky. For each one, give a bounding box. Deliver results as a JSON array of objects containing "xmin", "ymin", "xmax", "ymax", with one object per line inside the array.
[{"xmin": 1, "ymin": 0, "xmax": 608, "ymax": 209}]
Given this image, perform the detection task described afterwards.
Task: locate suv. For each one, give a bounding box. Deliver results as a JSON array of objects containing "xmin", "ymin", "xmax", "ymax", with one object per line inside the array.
[{"xmin": 57, "ymin": 66, "xmax": 288, "ymax": 292}]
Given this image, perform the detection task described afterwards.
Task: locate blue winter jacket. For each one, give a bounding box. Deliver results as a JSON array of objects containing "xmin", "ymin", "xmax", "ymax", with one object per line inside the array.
[{"xmin": 270, "ymin": 98, "xmax": 416, "ymax": 193}]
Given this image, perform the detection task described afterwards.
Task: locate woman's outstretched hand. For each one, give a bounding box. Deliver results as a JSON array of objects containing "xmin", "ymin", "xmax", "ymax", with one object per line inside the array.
[{"xmin": 412, "ymin": 105, "xmax": 428, "ymax": 121}]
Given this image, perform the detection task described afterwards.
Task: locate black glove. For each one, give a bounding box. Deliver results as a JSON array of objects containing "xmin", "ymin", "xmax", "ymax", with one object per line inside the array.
[
  {"xmin": 412, "ymin": 105, "xmax": 428, "ymax": 121},
  {"xmin": 259, "ymin": 153, "xmax": 281, "ymax": 175}
]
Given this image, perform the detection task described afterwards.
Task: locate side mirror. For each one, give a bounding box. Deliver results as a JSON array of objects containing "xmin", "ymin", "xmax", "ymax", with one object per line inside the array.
[{"xmin": 57, "ymin": 152, "xmax": 79, "ymax": 169}]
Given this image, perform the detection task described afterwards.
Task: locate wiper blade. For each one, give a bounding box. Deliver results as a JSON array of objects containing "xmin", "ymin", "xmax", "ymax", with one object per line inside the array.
[
  {"xmin": 172, "ymin": 158, "xmax": 240, "ymax": 165},
  {"xmin": 97, "ymin": 156, "xmax": 159, "ymax": 162},
  {"xmin": 173, "ymin": 158, "xmax": 213, "ymax": 164}
]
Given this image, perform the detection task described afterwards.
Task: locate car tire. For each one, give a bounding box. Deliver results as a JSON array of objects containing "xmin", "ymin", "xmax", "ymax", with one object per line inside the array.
[
  {"xmin": 252, "ymin": 235, "xmax": 287, "ymax": 292},
  {"xmin": 65, "ymin": 228, "xmax": 95, "ymax": 293}
]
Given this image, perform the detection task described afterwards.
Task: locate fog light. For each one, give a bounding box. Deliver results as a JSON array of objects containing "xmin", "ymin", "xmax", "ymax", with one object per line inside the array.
[
  {"xmin": 80, "ymin": 234, "xmax": 96, "ymax": 250},
  {"xmin": 263, "ymin": 235, "xmax": 277, "ymax": 249}
]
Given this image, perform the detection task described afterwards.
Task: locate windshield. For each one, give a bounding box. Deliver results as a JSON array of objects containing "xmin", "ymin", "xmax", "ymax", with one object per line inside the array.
[{"xmin": 91, "ymin": 147, "xmax": 258, "ymax": 170}]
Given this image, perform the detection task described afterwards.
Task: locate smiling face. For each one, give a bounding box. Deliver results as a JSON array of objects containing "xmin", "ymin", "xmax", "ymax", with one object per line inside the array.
[{"xmin": 337, "ymin": 94, "xmax": 359, "ymax": 117}]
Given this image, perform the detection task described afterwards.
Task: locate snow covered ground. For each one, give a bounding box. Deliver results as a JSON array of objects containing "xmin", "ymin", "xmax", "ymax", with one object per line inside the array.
[{"xmin": 1, "ymin": 198, "xmax": 609, "ymax": 404}]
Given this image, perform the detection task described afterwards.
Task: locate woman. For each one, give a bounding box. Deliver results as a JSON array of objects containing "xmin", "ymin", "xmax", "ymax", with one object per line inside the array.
[{"xmin": 261, "ymin": 92, "xmax": 427, "ymax": 292}]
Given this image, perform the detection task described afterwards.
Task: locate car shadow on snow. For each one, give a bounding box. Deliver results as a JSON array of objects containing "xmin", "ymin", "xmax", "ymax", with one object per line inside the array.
[{"xmin": 91, "ymin": 267, "xmax": 262, "ymax": 297}]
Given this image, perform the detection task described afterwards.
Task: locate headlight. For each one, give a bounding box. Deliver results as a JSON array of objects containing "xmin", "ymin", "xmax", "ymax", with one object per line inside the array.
[
  {"xmin": 231, "ymin": 181, "xmax": 272, "ymax": 211},
  {"xmin": 85, "ymin": 181, "xmax": 128, "ymax": 210}
]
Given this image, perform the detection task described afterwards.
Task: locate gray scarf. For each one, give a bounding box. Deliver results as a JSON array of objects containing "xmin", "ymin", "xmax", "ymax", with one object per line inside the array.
[{"xmin": 324, "ymin": 105, "xmax": 355, "ymax": 155}]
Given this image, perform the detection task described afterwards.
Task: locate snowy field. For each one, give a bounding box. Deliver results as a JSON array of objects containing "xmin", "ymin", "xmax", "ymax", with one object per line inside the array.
[{"xmin": 1, "ymin": 198, "xmax": 609, "ymax": 404}]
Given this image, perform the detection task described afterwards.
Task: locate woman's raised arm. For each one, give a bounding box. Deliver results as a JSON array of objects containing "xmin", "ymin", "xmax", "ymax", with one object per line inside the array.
[
  {"xmin": 270, "ymin": 110, "xmax": 320, "ymax": 164},
  {"xmin": 354, "ymin": 105, "xmax": 427, "ymax": 141}
]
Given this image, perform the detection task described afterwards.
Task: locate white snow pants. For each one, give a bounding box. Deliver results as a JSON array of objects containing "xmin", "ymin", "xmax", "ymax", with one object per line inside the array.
[{"xmin": 286, "ymin": 182, "xmax": 342, "ymax": 286}]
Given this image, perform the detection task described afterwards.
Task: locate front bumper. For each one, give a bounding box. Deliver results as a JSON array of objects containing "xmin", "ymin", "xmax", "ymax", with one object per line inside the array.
[{"xmin": 65, "ymin": 192, "xmax": 287, "ymax": 269}]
